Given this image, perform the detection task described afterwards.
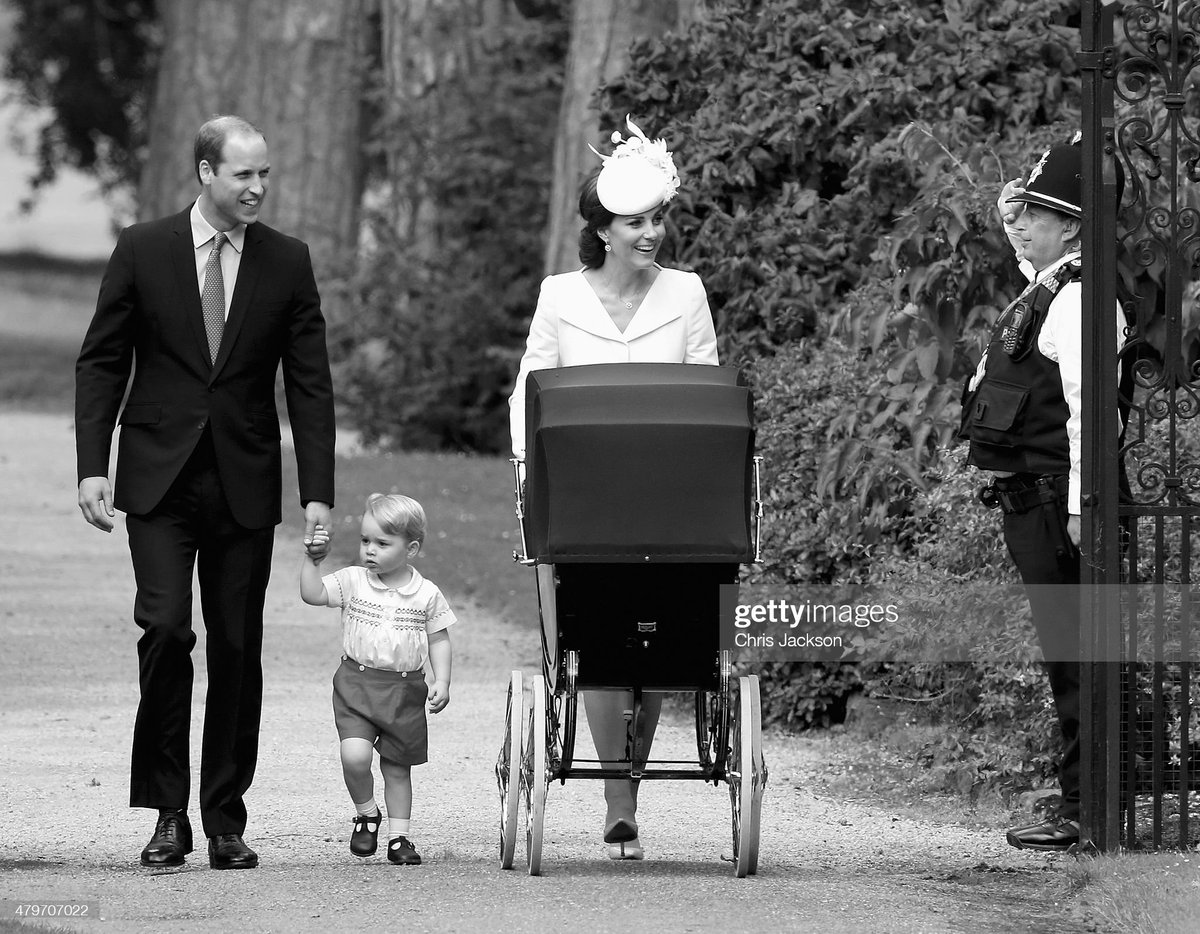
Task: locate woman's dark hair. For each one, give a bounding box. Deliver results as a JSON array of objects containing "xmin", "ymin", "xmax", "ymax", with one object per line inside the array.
[{"xmin": 578, "ymin": 169, "xmax": 615, "ymax": 268}]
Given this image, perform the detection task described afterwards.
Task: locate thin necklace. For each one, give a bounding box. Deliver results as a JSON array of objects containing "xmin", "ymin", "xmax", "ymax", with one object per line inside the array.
[{"xmin": 612, "ymin": 273, "xmax": 648, "ymax": 310}]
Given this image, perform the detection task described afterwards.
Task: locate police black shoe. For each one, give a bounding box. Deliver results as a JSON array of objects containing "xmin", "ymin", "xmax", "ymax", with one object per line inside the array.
[
  {"xmin": 1006, "ymin": 815, "xmax": 1080, "ymax": 851},
  {"xmin": 140, "ymin": 809, "xmax": 193, "ymax": 867},
  {"xmin": 350, "ymin": 811, "xmax": 381, "ymax": 857},
  {"xmin": 208, "ymin": 833, "xmax": 259, "ymax": 870}
]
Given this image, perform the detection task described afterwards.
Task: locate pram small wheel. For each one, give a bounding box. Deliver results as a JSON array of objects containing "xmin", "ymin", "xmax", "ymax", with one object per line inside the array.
[{"xmin": 497, "ymin": 670, "xmax": 523, "ymax": 869}]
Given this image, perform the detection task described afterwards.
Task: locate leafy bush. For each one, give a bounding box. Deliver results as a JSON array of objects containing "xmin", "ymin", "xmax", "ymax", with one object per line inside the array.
[
  {"xmin": 602, "ymin": 0, "xmax": 1080, "ymax": 367},
  {"xmin": 744, "ymin": 337, "xmax": 1064, "ymax": 791},
  {"xmin": 748, "ymin": 337, "xmax": 926, "ymax": 589},
  {"xmin": 742, "ymin": 336, "xmax": 928, "ymax": 727},
  {"xmin": 858, "ymin": 455, "xmax": 1061, "ymax": 799}
]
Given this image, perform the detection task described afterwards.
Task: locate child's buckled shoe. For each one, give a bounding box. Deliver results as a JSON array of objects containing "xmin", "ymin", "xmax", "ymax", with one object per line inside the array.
[
  {"xmin": 387, "ymin": 835, "xmax": 421, "ymax": 865},
  {"xmin": 350, "ymin": 811, "xmax": 381, "ymax": 857}
]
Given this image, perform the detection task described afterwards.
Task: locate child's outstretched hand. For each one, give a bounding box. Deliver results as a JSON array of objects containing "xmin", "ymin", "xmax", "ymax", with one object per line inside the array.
[
  {"xmin": 305, "ymin": 525, "xmax": 331, "ymax": 562},
  {"xmin": 428, "ymin": 680, "xmax": 450, "ymax": 714}
]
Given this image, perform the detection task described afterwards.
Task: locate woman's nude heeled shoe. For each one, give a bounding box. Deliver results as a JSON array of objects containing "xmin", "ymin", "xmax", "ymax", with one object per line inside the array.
[
  {"xmin": 607, "ymin": 838, "xmax": 644, "ymax": 860},
  {"xmin": 603, "ymin": 817, "xmax": 638, "ymax": 843}
]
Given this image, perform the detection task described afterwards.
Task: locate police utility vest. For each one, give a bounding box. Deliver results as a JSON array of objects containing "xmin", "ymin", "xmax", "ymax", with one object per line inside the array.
[{"xmin": 959, "ymin": 261, "xmax": 1079, "ymax": 476}]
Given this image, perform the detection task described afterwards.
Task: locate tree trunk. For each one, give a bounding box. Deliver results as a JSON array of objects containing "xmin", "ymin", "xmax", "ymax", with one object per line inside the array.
[
  {"xmin": 542, "ymin": 0, "xmax": 685, "ymax": 275},
  {"xmin": 137, "ymin": 0, "xmax": 368, "ymax": 276},
  {"xmin": 377, "ymin": 0, "xmax": 510, "ymax": 255}
]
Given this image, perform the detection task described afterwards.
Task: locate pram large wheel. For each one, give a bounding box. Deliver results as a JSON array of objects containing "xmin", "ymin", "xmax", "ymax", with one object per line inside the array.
[
  {"xmin": 497, "ymin": 669, "xmax": 523, "ymax": 869},
  {"xmin": 523, "ymin": 674, "xmax": 548, "ymax": 875},
  {"xmin": 745, "ymin": 674, "xmax": 766, "ymax": 873},
  {"xmin": 728, "ymin": 674, "xmax": 765, "ymax": 877}
]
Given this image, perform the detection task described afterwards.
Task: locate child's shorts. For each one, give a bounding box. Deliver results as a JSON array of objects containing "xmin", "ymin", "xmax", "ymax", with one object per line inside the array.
[{"xmin": 332, "ymin": 656, "xmax": 429, "ymax": 765}]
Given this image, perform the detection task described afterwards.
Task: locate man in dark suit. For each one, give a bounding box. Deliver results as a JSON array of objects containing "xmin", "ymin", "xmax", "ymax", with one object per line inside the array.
[{"xmin": 75, "ymin": 115, "xmax": 335, "ymax": 870}]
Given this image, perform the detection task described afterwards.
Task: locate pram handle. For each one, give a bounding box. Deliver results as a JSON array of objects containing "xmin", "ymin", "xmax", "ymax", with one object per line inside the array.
[
  {"xmin": 511, "ymin": 458, "xmax": 537, "ymax": 566},
  {"xmin": 753, "ymin": 454, "xmax": 764, "ymax": 564}
]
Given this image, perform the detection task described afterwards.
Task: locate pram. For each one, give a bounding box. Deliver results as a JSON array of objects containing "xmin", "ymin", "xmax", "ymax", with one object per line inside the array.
[{"xmin": 497, "ymin": 362, "xmax": 766, "ymax": 876}]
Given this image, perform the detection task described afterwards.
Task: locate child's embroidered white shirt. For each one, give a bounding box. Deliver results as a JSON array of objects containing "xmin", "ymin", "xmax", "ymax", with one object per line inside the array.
[{"xmin": 321, "ymin": 566, "xmax": 456, "ymax": 672}]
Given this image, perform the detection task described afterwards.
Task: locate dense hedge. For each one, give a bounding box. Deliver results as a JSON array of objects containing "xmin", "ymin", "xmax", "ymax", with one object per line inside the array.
[{"xmin": 602, "ymin": 0, "xmax": 1078, "ymax": 361}]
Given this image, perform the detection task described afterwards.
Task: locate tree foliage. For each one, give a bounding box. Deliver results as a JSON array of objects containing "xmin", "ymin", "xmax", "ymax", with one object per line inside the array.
[{"xmin": 3, "ymin": 0, "xmax": 159, "ymax": 205}]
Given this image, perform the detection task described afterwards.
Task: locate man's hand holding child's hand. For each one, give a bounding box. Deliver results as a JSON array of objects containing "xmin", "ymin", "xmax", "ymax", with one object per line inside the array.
[{"xmin": 305, "ymin": 525, "xmax": 331, "ymax": 562}]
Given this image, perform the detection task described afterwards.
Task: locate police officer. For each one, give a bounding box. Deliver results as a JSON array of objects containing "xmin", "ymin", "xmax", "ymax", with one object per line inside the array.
[{"xmin": 960, "ymin": 135, "xmax": 1123, "ymax": 851}]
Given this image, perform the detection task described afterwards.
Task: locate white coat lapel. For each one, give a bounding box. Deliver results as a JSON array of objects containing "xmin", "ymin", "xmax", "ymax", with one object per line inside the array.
[
  {"xmin": 622, "ymin": 273, "xmax": 682, "ymax": 342},
  {"xmin": 559, "ymin": 303, "xmax": 624, "ymax": 341},
  {"xmin": 559, "ymin": 272, "xmax": 625, "ymax": 341}
]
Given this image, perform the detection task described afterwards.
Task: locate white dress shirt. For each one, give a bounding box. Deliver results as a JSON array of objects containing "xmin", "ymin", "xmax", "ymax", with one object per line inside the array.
[{"xmin": 189, "ymin": 200, "xmax": 246, "ymax": 320}]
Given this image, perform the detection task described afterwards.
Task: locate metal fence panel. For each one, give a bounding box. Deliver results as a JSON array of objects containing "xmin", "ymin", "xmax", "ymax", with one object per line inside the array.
[{"xmin": 1081, "ymin": 0, "xmax": 1200, "ymax": 851}]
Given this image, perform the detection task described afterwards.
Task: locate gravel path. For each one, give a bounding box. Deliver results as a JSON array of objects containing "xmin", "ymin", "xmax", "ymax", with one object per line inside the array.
[{"xmin": 0, "ymin": 410, "xmax": 1105, "ymax": 934}]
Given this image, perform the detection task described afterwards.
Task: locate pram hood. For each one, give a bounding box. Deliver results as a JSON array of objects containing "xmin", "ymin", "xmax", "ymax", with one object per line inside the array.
[{"xmin": 523, "ymin": 362, "xmax": 755, "ymax": 563}]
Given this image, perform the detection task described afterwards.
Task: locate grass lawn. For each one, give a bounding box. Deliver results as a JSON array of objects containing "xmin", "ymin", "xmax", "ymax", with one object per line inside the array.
[
  {"xmin": 0, "ymin": 335, "xmax": 78, "ymax": 411},
  {"xmin": 0, "ymin": 255, "xmax": 102, "ymax": 412},
  {"xmin": 1068, "ymin": 850, "xmax": 1200, "ymax": 934}
]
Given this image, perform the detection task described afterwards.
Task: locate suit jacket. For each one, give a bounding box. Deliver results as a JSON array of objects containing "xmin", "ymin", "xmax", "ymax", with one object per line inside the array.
[
  {"xmin": 75, "ymin": 207, "xmax": 336, "ymax": 528},
  {"xmin": 508, "ymin": 267, "xmax": 719, "ymax": 455}
]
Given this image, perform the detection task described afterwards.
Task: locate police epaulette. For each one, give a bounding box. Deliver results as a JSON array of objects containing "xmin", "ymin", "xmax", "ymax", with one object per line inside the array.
[{"xmin": 1041, "ymin": 259, "xmax": 1081, "ymax": 297}]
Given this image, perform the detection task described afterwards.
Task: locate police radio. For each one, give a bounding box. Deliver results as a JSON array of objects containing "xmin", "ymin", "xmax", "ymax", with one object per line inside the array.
[{"xmin": 1000, "ymin": 260, "xmax": 1080, "ymax": 360}]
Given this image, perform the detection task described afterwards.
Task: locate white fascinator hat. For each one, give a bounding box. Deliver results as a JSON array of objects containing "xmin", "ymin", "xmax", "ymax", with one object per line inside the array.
[{"xmin": 589, "ymin": 115, "xmax": 680, "ymax": 216}]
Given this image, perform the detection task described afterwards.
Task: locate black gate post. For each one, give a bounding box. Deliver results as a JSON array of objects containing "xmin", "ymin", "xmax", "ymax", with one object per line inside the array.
[{"xmin": 1079, "ymin": 0, "xmax": 1123, "ymax": 853}]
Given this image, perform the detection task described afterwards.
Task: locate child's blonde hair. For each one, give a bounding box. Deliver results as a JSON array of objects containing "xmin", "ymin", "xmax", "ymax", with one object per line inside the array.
[{"xmin": 364, "ymin": 493, "xmax": 427, "ymax": 546}]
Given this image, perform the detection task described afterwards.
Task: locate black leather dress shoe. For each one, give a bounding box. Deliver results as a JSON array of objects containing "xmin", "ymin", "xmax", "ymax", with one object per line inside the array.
[
  {"xmin": 140, "ymin": 810, "xmax": 193, "ymax": 867},
  {"xmin": 1006, "ymin": 815, "xmax": 1080, "ymax": 851},
  {"xmin": 208, "ymin": 833, "xmax": 259, "ymax": 870}
]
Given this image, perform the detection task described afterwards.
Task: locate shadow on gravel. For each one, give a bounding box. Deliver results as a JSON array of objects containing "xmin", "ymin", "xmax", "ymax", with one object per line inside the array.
[{"xmin": 0, "ymin": 859, "xmax": 65, "ymax": 871}]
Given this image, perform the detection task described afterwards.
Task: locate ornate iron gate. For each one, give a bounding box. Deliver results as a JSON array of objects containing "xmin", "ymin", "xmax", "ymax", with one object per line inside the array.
[{"xmin": 1081, "ymin": 0, "xmax": 1200, "ymax": 851}]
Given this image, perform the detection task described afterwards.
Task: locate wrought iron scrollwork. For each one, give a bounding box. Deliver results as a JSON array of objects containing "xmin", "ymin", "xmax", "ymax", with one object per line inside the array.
[{"xmin": 1114, "ymin": 1, "xmax": 1200, "ymax": 507}]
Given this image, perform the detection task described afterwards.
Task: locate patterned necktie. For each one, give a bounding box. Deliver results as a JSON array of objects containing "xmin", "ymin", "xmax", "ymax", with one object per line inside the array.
[{"xmin": 201, "ymin": 231, "xmax": 228, "ymax": 364}]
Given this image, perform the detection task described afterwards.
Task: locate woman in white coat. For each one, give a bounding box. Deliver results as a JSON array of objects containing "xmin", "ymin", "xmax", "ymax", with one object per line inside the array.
[{"xmin": 509, "ymin": 118, "xmax": 719, "ymax": 859}]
